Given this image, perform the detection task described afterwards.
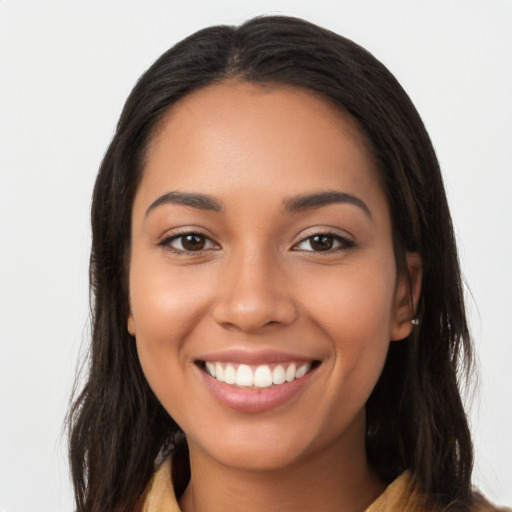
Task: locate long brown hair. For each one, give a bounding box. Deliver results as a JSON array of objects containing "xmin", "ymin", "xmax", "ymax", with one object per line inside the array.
[{"xmin": 68, "ymin": 15, "xmax": 474, "ymax": 511}]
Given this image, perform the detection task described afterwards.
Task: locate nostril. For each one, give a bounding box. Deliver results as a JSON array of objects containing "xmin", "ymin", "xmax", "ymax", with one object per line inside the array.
[{"xmin": 212, "ymin": 296, "xmax": 298, "ymax": 333}]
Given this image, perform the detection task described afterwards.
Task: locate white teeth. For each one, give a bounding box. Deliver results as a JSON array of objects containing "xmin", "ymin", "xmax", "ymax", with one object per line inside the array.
[
  {"xmin": 206, "ymin": 362, "xmax": 216, "ymax": 377},
  {"xmin": 236, "ymin": 364, "xmax": 254, "ymax": 386},
  {"xmin": 296, "ymin": 363, "xmax": 309, "ymax": 379},
  {"xmin": 272, "ymin": 365, "xmax": 286, "ymax": 385},
  {"xmin": 285, "ymin": 363, "xmax": 296, "ymax": 382},
  {"xmin": 254, "ymin": 365, "xmax": 273, "ymax": 388},
  {"xmin": 205, "ymin": 361, "xmax": 313, "ymax": 387},
  {"xmin": 215, "ymin": 362, "xmax": 224, "ymax": 382},
  {"xmin": 224, "ymin": 364, "xmax": 236, "ymax": 385}
]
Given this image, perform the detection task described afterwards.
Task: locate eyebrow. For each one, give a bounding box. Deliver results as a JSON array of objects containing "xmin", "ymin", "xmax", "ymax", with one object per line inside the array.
[
  {"xmin": 145, "ymin": 191, "xmax": 224, "ymax": 216},
  {"xmin": 284, "ymin": 190, "xmax": 372, "ymax": 217},
  {"xmin": 145, "ymin": 189, "xmax": 371, "ymax": 218}
]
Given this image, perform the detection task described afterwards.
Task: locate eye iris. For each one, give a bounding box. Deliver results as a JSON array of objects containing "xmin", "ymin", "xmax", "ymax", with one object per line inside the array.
[
  {"xmin": 182, "ymin": 234, "xmax": 205, "ymax": 251},
  {"xmin": 310, "ymin": 235, "xmax": 333, "ymax": 251}
]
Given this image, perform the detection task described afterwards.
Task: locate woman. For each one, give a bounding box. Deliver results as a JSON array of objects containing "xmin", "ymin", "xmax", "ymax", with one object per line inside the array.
[{"xmin": 68, "ymin": 15, "xmax": 508, "ymax": 512}]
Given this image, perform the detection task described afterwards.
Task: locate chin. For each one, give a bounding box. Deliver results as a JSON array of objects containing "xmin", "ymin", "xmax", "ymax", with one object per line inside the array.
[
  {"xmin": 186, "ymin": 414, "xmax": 352, "ymax": 475},
  {"xmin": 213, "ymin": 444, "xmax": 307, "ymax": 472}
]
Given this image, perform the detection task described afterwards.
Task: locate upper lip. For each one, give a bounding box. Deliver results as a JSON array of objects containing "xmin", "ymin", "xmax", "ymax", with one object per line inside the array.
[{"xmin": 196, "ymin": 349, "xmax": 319, "ymax": 365}]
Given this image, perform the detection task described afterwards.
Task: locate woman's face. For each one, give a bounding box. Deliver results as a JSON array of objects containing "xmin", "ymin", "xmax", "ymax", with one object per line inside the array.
[{"xmin": 128, "ymin": 82, "xmax": 419, "ymax": 472}]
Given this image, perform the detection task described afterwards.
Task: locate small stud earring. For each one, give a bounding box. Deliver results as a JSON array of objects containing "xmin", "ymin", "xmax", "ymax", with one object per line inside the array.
[{"xmin": 411, "ymin": 318, "xmax": 419, "ymax": 326}]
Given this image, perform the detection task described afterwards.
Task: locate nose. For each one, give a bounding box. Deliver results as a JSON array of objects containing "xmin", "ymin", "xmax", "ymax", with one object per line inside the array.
[{"xmin": 212, "ymin": 249, "xmax": 298, "ymax": 333}]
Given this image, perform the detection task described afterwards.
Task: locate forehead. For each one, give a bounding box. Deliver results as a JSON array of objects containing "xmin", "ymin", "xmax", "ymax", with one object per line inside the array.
[
  {"xmin": 137, "ymin": 81, "xmax": 385, "ymax": 212},
  {"xmin": 153, "ymin": 80, "xmax": 367, "ymax": 142}
]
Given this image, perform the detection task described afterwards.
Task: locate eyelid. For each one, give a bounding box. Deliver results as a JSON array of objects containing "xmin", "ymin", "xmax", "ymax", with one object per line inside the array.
[
  {"xmin": 291, "ymin": 228, "xmax": 355, "ymax": 252},
  {"xmin": 156, "ymin": 226, "xmax": 355, "ymax": 254},
  {"xmin": 157, "ymin": 227, "xmax": 221, "ymax": 254}
]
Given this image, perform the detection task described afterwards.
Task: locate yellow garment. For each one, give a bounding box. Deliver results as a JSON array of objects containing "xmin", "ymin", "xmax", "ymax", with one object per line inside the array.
[
  {"xmin": 143, "ymin": 459, "xmax": 180, "ymax": 512},
  {"xmin": 142, "ymin": 459, "xmax": 434, "ymax": 512}
]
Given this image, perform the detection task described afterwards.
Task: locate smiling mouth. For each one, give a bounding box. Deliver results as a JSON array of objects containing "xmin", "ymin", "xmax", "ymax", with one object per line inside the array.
[{"xmin": 197, "ymin": 361, "xmax": 320, "ymax": 389}]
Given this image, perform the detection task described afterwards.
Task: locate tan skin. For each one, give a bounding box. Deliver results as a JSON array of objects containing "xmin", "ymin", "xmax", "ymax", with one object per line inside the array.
[{"xmin": 128, "ymin": 82, "xmax": 422, "ymax": 512}]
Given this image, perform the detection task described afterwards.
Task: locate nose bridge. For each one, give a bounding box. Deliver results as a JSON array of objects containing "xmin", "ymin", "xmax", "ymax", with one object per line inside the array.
[{"xmin": 212, "ymin": 243, "xmax": 297, "ymax": 332}]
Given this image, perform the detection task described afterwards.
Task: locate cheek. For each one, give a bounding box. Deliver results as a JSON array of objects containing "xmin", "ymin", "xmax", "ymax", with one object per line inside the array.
[
  {"xmin": 130, "ymin": 257, "xmax": 213, "ymax": 338},
  {"xmin": 301, "ymin": 257, "xmax": 396, "ymax": 337},
  {"xmin": 299, "ymin": 260, "xmax": 396, "ymax": 393},
  {"xmin": 129, "ymin": 258, "xmax": 214, "ymax": 401}
]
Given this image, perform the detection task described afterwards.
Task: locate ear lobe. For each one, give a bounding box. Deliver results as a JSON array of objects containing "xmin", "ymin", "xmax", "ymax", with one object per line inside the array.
[
  {"xmin": 390, "ymin": 252, "xmax": 423, "ymax": 341},
  {"xmin": 127, "ymin": 314, "xmax": 136, "ymax": 336}
]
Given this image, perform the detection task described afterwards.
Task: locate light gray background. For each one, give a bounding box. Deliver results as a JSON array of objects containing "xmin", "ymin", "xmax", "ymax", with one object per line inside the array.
[{"xmin": 1, "ymin": 1, "xmax": 511, "ymax": 510}]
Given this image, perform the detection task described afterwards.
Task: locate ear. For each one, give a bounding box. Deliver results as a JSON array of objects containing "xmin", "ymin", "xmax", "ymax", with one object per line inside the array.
[
  {"xmin": 127, "ymin": 313, "xmax": 136, "ymax": 336},
  {"xmin": 390, "ymin": 252, "xmax": 422, "ymax": 341}
]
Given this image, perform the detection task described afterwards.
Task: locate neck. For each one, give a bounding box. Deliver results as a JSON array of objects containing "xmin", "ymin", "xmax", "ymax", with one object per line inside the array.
[{"xmin": 179, "ymin": 415, "xmax": 386, "ymax": 512}]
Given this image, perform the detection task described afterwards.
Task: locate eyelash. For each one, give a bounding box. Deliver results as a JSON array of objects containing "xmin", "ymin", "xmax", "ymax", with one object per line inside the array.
[
  {"xmin": 292, "ymin": 232, "xmax": 355, "ymax": 253},
  {"xmin": 158, "ymin": 232, "xmax": 219, "ymax": 254},
  {"xmin": 158, "ymin": 230, "xmax": 355, "ymax": 255}
]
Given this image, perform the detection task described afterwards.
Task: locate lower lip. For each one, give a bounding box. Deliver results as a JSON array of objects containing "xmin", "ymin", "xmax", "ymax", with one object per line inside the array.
[{"xmin": 199, "ymin": 366, "xmax": 317, "ymax": 413}]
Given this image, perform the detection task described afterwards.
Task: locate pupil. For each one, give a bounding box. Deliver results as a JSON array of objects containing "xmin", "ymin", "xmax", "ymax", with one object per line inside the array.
[
  {"xmin": 183, "ymin": 234, "xmax": 205, "ymax": 251},
  {"xmin": 311, "ymin": 235, "xmax": 333, "ymax": 251}
]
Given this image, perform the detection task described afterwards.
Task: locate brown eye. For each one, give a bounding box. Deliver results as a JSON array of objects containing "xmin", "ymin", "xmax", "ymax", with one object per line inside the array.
[
  {"xmin": 293, "ymin": 233, "xmax": 355, "ymax": 253},
  {"xmin": 181, "ymin": 234, "xmax": 206, "ymax": 251},
  {"xmin": 309, "ymin": 235, "xmax": 334, "ymax": 251},
  {"xmin": 162, "ymin": 232, "xmax": 219, "ymax": 253}
]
